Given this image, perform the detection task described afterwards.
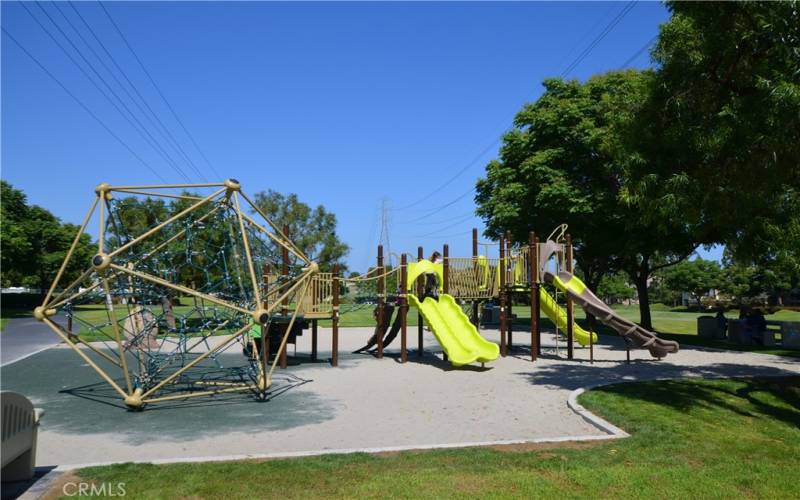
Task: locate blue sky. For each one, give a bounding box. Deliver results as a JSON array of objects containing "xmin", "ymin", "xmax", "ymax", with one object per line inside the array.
[{"xmin": 2, "ymin": 1, "xmax": 720, "ymax": 270}]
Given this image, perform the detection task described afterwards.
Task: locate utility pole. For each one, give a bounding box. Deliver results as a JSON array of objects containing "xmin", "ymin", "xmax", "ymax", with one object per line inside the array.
[{"xmin": 378, "ymin": 198, "xmax": 392, "ymax": 268}]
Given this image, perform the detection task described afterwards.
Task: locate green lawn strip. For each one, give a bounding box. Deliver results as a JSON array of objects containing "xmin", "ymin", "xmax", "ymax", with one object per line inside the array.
[
  {"xmin": 71, "ymin": 298, "xmax": 800, "ymax": 355},
  {"xmin": 509, "ymin": 305, "xmax": 800, "ymax": 358},
  {"xmin": 69, "ymin": 377, "xmax": 800, "ymax": 499},
  {"xmin": 656, "ymin": 333, "xmax": 800, "ymax": 359},
  {"xmin": 0, "ymin": 308, "xmax": 36, "ymax": 332}
]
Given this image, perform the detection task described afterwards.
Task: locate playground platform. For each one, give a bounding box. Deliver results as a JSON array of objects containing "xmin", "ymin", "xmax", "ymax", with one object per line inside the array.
[{"xmin": 2, "ymin": 327, "xmax": 799, "ymax": 468}]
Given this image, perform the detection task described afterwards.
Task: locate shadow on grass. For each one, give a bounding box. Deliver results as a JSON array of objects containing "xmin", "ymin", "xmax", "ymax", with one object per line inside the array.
[
  {"xmin": 589, "ymin": 376, "xmax": 800, "ymax": 430},
  {"xmin": 517, "ymin": 359, "xmax": 800, "ymax": 393}
]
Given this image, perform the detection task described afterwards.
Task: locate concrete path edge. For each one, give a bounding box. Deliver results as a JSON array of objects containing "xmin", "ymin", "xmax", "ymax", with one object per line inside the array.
[{"xmin": 567, "ymin": 387, "xmax": 630, "ymax": 438}]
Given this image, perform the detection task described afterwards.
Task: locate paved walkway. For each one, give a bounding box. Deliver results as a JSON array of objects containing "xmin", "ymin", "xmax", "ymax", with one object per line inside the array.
[
  {"xmin": 1, "ymin": 314, "xmax": 65, "ymax": 366},
  {"xmin": 1, "ymin": 326, "xmax": 798, "ymax": 468}
]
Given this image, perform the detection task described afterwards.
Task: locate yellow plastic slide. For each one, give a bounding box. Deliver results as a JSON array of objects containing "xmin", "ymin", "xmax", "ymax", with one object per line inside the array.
[
  {"xmin": 408, "ymin": 293, "xmax": 500, "ymax": 366},
  {"xmin": 538, "ymin": 287, "xmax": 598, "ymax": 346}
]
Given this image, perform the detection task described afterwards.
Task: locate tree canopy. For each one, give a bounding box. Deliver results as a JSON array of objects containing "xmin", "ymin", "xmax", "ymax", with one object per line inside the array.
[
  {"xmin": 252, "ymin": 190, "xmax": 349, "ymax": 273},
  {"xmin": 1, "ymin": 181, "xmax": 94, "ymax": 294},
  {"xmin": 657, "ymin": 259, "xmax": 723, "ymax": 306},
  {"xmin": 475, "ymin": 2, "xmax": 799, "ymax": 325},
  {"xmin": 624, "ymin": 1, "xmax": 800, "ymax": 273},
  {"xmin": 475, "ymin": 71, "xmax": 696, "ymax": 328}
]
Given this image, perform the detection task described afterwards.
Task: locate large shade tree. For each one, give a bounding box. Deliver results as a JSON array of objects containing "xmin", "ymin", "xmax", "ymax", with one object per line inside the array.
[
  {"xmin": 622, "ymin": 1, "xmax": 800, "ymax": 287},
  {"xmin": 475, "ymin": 71, "xmax": 696, "ymax": 329}
]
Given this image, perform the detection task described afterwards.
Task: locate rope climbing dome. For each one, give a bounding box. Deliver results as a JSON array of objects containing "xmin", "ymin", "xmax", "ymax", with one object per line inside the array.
[{"xmin": 35, "ymin": 180, "xmax": 319, "ymax": 410}]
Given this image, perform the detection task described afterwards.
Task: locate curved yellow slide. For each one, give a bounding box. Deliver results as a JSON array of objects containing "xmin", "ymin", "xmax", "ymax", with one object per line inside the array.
[
  {"xmin": 408, "ymin": 294, "xmax": 500, "ymax": 366},
  {"xmin": 539, "ymin": 287, "xmax": 598, "ymax": 346}
]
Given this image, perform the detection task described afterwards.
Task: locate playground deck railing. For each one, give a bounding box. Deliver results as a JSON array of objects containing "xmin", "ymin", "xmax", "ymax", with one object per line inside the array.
[
  {"xmin": 302, "ymin": 272, "xmax": 334, "ymax": 318},
  {"xmin": 448, "ymin": 257, "xmax": 500, "ymax": 300}
]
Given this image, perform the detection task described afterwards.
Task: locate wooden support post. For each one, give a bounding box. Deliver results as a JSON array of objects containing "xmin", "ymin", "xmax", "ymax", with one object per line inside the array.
[
  {"xmin": 377, "ymin": 244, "xmax": 385, "ymax": 358},
  {"xmin": 530, "ymin": 232, "xmax": 538, "ymax": 361},
  {"xmin": 506, "ymin": 230, "xmax": 513, "ymax": 351},
  {"xmin": 442, "ymin": 244, "xmax": 449, "ymax": 362},
  {"xmin": 311, "ymin": 273, "xmax": 319, "ymax": 361},
  {"xmin": 443, "ymin": 244, "xmax": 449, "ymax": 293},
  {"xmin": 566, "ymin": 233, "xmax": 574, "ymax": 360},
  {"xmin": 534, "ymin": 235, "xmax": 542, "ymax": 356},
  {"xmin": 311, "ymin": 319, "xmax": 318, "ymax": 361},
  {"xmin": 499, "ymin": 234, "xmax": 507, "ymax": 356},
  {"xmin": 589, "ymin": 313, "xmax": 595, "ymax": 364},
  {"xmin": 332, "ymin": 264, "xmax": 339, "ymax": 367},
  {"xmin": 471, "ymin": 228, "xmax": 479, "ymax": 328},
  {"xmin": 417, "ymin": 246, "xmax": 424, "ymax": 357},
  {"xmin": 400, "ymin": 254, "xmax": 408, "ymax": 363},
  {"xmin": 280, "ymin": 224, "xmax": 289, "ymax": 369}
]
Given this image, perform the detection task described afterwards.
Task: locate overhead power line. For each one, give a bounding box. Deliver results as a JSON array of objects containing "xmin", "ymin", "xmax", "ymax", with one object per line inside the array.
[
  {"xmin": 392, "ymin": 2, "xmax": 640, "ymax": 222},
  {"xmin": 411, "ymin": 213, "xmax": 477, "ymax": 239},
  {"xmin": 559, "ymin": 1, "xmax": 637, "ymax": 77},
  {"xmin": 2, "ymin": 27, "xmax": 167, "ymax": 182},
  {"xmin": 620, "ymin": 34, "xmax": 658, "ymax": 69},
  {"xmin": 67, "ymin": 1, "xmax": 209, "ymax": 182},
  {"xmin": 393, "ymin": 136, "xmax": 504, "ymax": 212},
  {"xmin": 23, "ymin": 2, "xmax": 191, "ymax": 182},
  {"xmin": 99, "ymin": 1, "xmax": 223, "ymax": 181}
]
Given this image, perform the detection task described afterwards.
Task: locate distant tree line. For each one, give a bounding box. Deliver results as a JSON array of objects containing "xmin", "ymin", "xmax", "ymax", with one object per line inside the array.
[
  {"xmin": 0, "ymin": 180, "xmax": 349, "ymax": 297},
  {"xmin": 1, "ymin": 181, "xmax": 94, "ymax": 295}
]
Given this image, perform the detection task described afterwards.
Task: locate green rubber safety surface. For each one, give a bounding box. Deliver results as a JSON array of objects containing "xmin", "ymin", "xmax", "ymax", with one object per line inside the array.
[{"xmin": 1, "ymin": 348, "xmax": 338, "ymax": 442}]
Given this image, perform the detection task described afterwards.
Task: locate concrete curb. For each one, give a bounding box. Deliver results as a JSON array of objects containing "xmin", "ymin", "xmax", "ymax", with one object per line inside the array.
[
  {"xmin": 51, "ymin": 433, "xmax": 623, "ymax": 472},
  {"xmin": 567, "ymin": 387, "xmax": 630, "ymax": 438}
]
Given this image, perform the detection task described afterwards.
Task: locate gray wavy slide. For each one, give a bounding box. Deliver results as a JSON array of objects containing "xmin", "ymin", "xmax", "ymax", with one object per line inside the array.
[{"xmin": 544, "ymin": 270, "xmax": 680, "ymax": 358}]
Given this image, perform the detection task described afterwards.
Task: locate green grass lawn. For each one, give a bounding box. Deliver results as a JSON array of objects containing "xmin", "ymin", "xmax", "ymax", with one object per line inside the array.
[
  {"xmin": 506, "ymin": 304, "xmax": 800, "ymax": 358},
  {"xmin": 70, "ymin": 297, "xmax": 800, "ymax": 356},
  {"xmin": 67, "ymin": 376, "xmax": 800, "ymax": 498}
]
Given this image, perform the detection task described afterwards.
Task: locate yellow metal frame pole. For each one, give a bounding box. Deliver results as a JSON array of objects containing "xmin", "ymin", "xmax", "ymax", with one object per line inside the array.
[
  {"xmin": 144, "ymin": 385, "xmax": 257, "ymax": 404},
  {"xmin": 108, "ymin": 183, "xmax": 225, "ymax": 190},
  {"xmin": 238, "ymin": 191, "xmax": 311, "ymax": 264},
  {"xmin": 140, "ymin": 322, "xmax": 252, "ymax": 400},
  {"xmin": 266, "ymin": 276, "xmax": 311, "ymax": 387},
  {"xmin": 42, "ymin": 318, "xmax": 128, "ymax": 399},
  {"xmin": 109, "ymin": 263, "xmax": 252, "ymax": 316},
  {"xmin": 42, "ymin": 197, "xmax": 99, "ymax": 306},
  {"xmin": 48, "ymin": 268, "xmax": 122, "ymax": 310},
  {"xmin": 238, "ymin": 212, "xmax": 311, "ymax": 267},
  {"xmin": 102, "ymin": 277, "xmax": 134, "ymax": 394},
  {"xmin": 232, "ymin": 192, "xmax": 262, "ymax": 306},
  {"xmin": 111, "ymin": 189, "xmax": 205, "ymax": 201},
  {"xmin": 98, "ymin": 195, "xmax": 105, "ymax": 254},
  {"xmin": 108, "ymin": 187, "xmax": 225, "ymax": 259}
]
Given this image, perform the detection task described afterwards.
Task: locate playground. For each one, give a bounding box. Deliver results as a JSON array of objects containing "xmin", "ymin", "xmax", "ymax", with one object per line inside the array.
[
  {"xmin": 22, "ymin": 181, "xmax": 692, "ymax": 412},
  {"xmin": 0, "ymin": 179, "xmax": 797, "ymax": 500}
]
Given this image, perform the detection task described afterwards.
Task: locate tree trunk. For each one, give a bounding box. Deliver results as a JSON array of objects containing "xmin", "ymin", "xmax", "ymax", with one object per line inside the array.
[
  {"xmin": 635, "ymin": 275, "xmax": 653, "ymax": 330},
  {"xmin": 583, "ymin": 276, "xmax": 599, "ymax": 325}
]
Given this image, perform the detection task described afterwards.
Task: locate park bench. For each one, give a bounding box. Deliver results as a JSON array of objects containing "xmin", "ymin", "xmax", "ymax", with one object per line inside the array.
[{"xmin": 1, "ymin": 391, "xmax": 43, "ymax": 481}]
